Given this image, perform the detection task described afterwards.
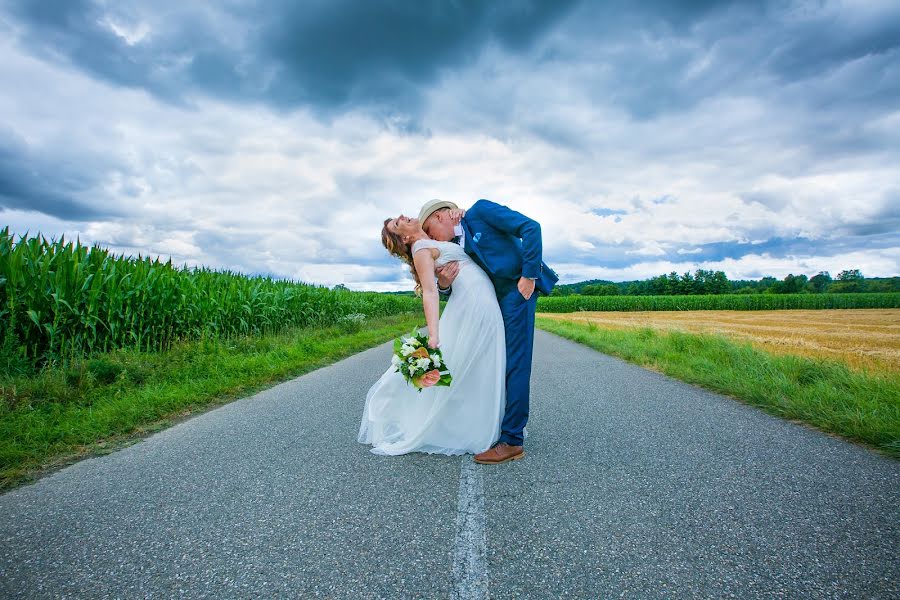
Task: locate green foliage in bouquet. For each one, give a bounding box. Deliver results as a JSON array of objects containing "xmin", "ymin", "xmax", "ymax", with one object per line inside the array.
[{"xmin": 391, "ymin": 328, "xmax": 452, "ymax": 392}]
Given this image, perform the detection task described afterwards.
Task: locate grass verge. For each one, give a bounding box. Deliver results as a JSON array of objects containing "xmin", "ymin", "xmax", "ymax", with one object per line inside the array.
[
  {"xmin": 537, "ymin": 317, "xmax": 900, "ymax": 459},
  {"xmin": 0, "ymin": 313, "xmax": 422, "ymax": 492}
]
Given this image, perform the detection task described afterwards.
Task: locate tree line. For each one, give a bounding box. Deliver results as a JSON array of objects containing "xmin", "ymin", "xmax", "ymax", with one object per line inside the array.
[{"xmin": 550, "ymin": 269, "xmax": 900, "ymax": 296}]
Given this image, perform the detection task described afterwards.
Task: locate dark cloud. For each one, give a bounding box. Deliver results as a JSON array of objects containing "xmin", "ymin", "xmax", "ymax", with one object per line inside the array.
[
  {"xmin": 558, "ymin": 231, "xmax": 900, "ymax": 276},
  {"xmin": 6, "ymin": 1, "xmax": 240, "ymax": 107},
  {"xmin": 535, "ymin": 1, "xmax": 766, "ymax": 120},
  {"xmin": 657, "ymin": 225, "xmax": 900, "ymax": 273},
  {"xmin": 5, "ymin": 0, "xmax": 578, "ymax": 115},
  {"xmin": 0, "ymin": 131, "xmax": 122, "ymax": 221},
  {"xmin": 765, "ymin": 6, "xmax": 900, "ymax": 82},
  {"xmin": 837, "ymin": 191, "xmax": 900, "ymax": 238},
  {"xmin": 562, "ymin": 242, "xmax": 645, "ymax": 270},
  {"xmin": 7, "ymin": 0, "xmax": 899, "ymax": 130},
  {"xmin": 546, "ymin": 1, "xmax": 900, "ymax": 123},
  {"xmin": 262, "ymin": 0, "xmax": 577, "ymax": 113},
  {"xmin": 11, "ymin": 1, "xmax": 157, "ymax": 90},
  {"xmin": 667, "ymin": 235, "xmax": 898, "ymax": 264}
]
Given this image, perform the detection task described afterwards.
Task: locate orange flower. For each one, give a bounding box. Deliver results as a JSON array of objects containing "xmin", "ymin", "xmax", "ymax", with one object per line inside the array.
[
  {"xmin": 420, "ymin": 369, "xmax": 441, "ymax": 387},
  {"xmin": 410, "ymin": 346, "xmax": 430, "ymax": 360}
]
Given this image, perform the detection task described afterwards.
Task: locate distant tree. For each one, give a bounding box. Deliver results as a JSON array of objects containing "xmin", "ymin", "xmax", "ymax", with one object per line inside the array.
[
  {"xmin": 837, "ymin": 269, "xmax": 863, "ymax": 281},
  {"xmin": 864, "ymin": 280, "xmax": 888, "ymax": 292},
  {"xmin": 666, "ymin": 272, "xmax": 680, "ymax": 295},
  {"xmin": 648, "ymin": 274, "xmax": 669, "ymax": 295},
  {"xmin": 582, "ymin": 284, "xmax": 619, "ymax": 296},
  {"xmin": 679, "ymin": 271, "xmax": 696, "ymax": 294},
  {"xmin": 693, "ymin": 269, "xmax": 711, "ymax": 294},
  {"xmin": 332, "ymin": 283, "xmax": 348, "ymax": 291},
  {"xmin": 600, "ymin": 284, "xmax": 620, "ymax": 296},
  {"xmin": 560, "ymin": 270, "xmax": 895, "ymax": 299},
  {"xmin": 788, "ymin": 273, "xmax": 808, "ymax": 293},
  {"xmin": 830, "ymin": 269, "xmax": 865, "ymax": 293},
  {"xmin": 631, "ymin": 270, "xmax": 735, "ymax": 295},
  {"xmin": 865, "ymin": 277, "xmax": 900, "ymax": 293},
  {"xmin": 771, "ymin": 273, "xmax": 809, "ymax": 294},
  {"xmin": 770, "ymin": 274, "xmax": 809, "ymax": 294},
  {"xmin": 625, "ymin": 282, "xmax": 643, "ymax": 296},
  {"xmin": 550, "ymin": 286, "xmax": 572, "ymax": 297},
  {"xmin": 759, "ymin": 276, "xmax": 778, "ymax": 293},
  {"xmin": 708, "ymin": 270, "xmax": 731, "ymax": 294},
  {"xmin": 730, "ymin": 279, "xmax": 760, "ymax": 293},
  {"xmin": 808, "ymin": 271, "xmax": 832, "ymax": 293},
  {"xmin": 692, "ymin": 269, "xmax": 730, "ymax": 294}
]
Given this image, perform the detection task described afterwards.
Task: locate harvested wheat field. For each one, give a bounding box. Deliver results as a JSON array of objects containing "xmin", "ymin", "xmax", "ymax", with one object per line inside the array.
[{"xmin": 539, "ymin": 309, "xmax": 900, "ymax": 374}]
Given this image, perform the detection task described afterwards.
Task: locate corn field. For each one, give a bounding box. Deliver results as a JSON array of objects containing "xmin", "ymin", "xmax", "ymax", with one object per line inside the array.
[
  {"xmin": 537, "ymin": 293, "xmax": 900, "ymax": 313},
  {"xmin": 0, "ymin": 228, "xmax": 419, "ymax": 365}
]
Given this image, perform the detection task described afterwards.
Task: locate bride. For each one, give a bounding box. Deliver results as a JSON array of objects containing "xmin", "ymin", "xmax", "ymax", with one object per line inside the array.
[{"xmin": 357, "ymin": 213, "xmax": 506, "ymax": 456}]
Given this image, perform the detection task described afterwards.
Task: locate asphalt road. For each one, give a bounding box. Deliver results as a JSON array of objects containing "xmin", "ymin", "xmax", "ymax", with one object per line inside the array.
[{"xmin": 1, "ymin": 330, "xmax": 898, "ymax": 599}]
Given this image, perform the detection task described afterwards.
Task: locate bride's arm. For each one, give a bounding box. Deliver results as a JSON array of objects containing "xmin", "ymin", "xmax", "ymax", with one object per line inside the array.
[{"xmin": 412, "ymin": 248, "xmax": 441, "ymax": 348}]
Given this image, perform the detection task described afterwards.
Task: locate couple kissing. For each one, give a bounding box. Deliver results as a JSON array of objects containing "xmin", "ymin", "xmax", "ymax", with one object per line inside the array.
[{"xmin": 358, "ymin": 199, "xmax": 557, "ymax": 464}]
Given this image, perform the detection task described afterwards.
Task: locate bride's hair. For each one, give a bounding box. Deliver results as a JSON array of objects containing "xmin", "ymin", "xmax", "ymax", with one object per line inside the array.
[{"xmin": 381, "ymin": 218, "xmax": 423, "ymax": 296}]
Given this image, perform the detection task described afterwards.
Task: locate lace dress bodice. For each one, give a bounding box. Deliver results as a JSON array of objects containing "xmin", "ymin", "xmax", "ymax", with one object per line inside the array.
[{"xmin": 411, "ymin": 239, "xmax": 470, "ymax": 267}]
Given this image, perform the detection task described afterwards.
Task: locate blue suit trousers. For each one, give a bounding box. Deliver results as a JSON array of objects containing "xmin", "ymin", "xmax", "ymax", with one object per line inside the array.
[{"xmin": 497, "ymin": 286, "xmax": 538, "ymax": 446}]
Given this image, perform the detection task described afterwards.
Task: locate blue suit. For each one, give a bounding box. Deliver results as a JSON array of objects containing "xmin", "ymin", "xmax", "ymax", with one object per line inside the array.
[{"xmin": 447, "ymin": 199, "xmax": 558, "ymax": 446}]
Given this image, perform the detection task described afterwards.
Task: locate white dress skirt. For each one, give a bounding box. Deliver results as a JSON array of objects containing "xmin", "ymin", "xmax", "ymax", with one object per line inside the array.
[{"xmin": 357, "ymin": 238, "xmax": 507, "ymax": 455}]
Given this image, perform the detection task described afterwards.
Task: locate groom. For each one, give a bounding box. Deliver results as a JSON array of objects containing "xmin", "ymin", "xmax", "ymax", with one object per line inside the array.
[{"xmin": 419, "ymin": 199, "xmax": 558, "ymax": 464}]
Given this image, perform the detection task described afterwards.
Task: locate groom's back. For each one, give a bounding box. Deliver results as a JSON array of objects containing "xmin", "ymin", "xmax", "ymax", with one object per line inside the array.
[
  {"xmin": 465, "ymin": 200, "xmax": 526, "ymax": 281},
  {"xmin": 463, "ymin": 199, "xmax": 557, "ymax": 298}
]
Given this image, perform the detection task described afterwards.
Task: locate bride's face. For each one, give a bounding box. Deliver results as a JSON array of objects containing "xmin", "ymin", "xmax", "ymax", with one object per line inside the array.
[{"xmin": 388, "ymin": 215, "xmax": 420, "ymax": 241}]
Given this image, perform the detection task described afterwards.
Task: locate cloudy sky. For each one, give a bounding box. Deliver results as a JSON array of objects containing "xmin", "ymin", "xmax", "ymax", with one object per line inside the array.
[{"xmin": 1, "ymin": 0, "xmax": 898, "ymax": 291}]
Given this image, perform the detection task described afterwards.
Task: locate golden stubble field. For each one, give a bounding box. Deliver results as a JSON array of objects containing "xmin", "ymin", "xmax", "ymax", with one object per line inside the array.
[{"xmin": 539, "ymin": 309, "xmax": 900, "ymax": 374}]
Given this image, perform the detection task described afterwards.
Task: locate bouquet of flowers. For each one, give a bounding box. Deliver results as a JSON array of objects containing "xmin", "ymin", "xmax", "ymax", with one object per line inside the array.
[{"xmin": 391, "ymin": 329, "xmax": 453, "ymax": 392}]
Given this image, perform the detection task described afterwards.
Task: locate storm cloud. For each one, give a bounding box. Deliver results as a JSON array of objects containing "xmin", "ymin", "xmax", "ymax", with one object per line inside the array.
[
  {"xmin": 0, "ymin": 129, "xmax": 124, "ymax": 221},
  {"xmin": 7, "ymin": 0, "xmax": 578, "ymax": 115}
]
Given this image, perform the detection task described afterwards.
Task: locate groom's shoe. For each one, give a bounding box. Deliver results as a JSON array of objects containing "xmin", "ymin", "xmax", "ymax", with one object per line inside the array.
[{"xmin": 474, "ymin": 442, "xmax": 524, "ymax": 464}]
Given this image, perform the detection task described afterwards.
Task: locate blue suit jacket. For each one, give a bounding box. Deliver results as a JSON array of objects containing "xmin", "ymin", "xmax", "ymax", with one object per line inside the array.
[{"xmin": 455, "ymin": 199, "xmax": 558, "ymax": 300}]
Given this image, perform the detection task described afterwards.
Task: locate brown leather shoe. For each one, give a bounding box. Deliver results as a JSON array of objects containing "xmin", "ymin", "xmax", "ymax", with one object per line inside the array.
[{"xmin": 473, "ymin": 442, "xmax": 525, "ymax": 464}]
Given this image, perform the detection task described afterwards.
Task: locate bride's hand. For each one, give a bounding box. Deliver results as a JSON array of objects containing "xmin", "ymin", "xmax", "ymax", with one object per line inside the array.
[{"xmin": 428, "ymin": 336, "xmax": 440, "ymax": 348}]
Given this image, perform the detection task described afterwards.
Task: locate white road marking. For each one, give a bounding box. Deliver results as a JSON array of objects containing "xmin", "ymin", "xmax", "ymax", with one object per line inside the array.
[{"xmin": 451, "ymin": 457, "xmax": 489, "ymax": 600}]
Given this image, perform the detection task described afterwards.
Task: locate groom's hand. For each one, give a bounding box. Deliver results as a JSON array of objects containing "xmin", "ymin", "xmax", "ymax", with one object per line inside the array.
[
  {"xmin": 449, "ymin": 209, "xmax": 466, "ymax": 224},
  {"xmin": 518, "ymin": 276, "xmax": 536, "ymax": 301},
  {"xmin": 436, "ymin": 261, "xmax": 460, "ymax": 289}
]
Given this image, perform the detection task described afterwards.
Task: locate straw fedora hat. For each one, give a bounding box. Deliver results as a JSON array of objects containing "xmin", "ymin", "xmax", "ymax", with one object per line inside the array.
[{"xmin": 418, "ymin": 199, "xmax": 459, "ymax": 224}]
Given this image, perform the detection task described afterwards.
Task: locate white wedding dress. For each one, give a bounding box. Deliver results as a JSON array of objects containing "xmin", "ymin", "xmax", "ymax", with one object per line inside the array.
[{"xmin": 357, "ymin": 238, "xmax": 507, "ymax": 455}]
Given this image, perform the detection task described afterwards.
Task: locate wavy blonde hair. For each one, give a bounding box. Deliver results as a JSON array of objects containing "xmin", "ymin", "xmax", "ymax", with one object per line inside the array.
[{"xmin": 381, "ymin": 218, "xmax": 422, "ymax": 296}]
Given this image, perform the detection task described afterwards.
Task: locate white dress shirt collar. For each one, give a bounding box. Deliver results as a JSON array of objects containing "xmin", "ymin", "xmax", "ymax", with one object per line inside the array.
[{"xmin": 453, "ymin": 223, "xmax": 465, "ymax": 248}]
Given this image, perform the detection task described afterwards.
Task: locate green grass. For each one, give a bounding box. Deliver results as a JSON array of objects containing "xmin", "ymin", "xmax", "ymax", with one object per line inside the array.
[
  {"xmin": 537, "ymin": 317, "xmax": 900, "ymax": 459},
  {"xmin": 0, "ymin": 312, "xmax": 422, "ymax": 491},
  {"xmin": 537, "ymin": 292, "xmax": 900, "ymax": 312}
]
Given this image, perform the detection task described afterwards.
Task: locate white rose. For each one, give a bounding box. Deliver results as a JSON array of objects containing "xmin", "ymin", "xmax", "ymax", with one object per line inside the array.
[
  {"xmin": 401, "ymin": 344, "xmax": 416, "ymax": 356},
  {"xmin": 391, "ymin": 354, "xmax": 401, "ymax": 366},
  {"xmin": 415, "ymin": 357, "xmax": 431, "ymax": 371}
]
